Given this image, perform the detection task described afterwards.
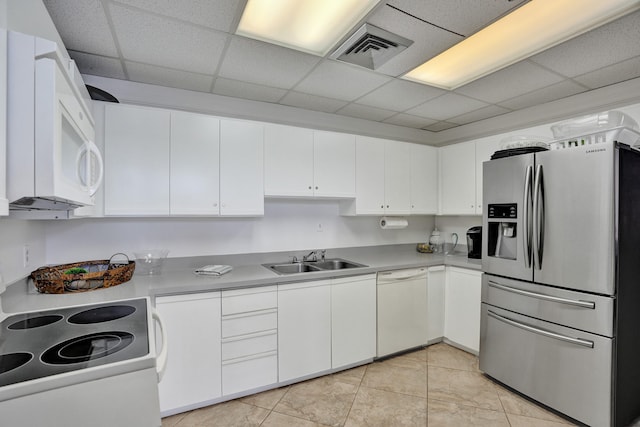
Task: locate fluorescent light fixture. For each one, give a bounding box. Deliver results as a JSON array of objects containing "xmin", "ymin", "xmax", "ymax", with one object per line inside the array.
[
  {"xmin": 404, "ymin": 0, "xmax": 640, "ymax": 90},
  {"xmin": 236, "ymin": 0, "xmax": 380, "ymax": 56}
]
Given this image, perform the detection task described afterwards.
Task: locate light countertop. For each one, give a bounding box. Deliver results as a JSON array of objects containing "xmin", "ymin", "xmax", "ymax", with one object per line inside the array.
[{"xmin": 1, "ymin": 244, "xmax": 481, "ymax": 314}]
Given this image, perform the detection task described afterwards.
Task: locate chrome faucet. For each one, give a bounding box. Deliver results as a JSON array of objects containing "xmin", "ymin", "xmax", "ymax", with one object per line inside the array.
[{"xmin": 302, "ymin": 249, "xmax": 326, "ymax": 262}]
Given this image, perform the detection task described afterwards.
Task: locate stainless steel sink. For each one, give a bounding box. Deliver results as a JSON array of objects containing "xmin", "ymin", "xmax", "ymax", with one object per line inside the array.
[
  {"xmin": 263, "ymin": 258, "xmax": 367, "ymax": 275},
  {"xmin": 309, "ymin": 259, "xmax": 366, "ymax": 270}
]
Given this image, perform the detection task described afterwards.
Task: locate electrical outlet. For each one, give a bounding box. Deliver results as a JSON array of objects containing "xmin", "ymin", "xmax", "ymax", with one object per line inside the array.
[
  {"xmin": 23, "ymin": 245, "xmax": 30, "ymax": 268},
  {"xmin": 317, "ymin": 223, "xmax": 323, "ymax": 233}
]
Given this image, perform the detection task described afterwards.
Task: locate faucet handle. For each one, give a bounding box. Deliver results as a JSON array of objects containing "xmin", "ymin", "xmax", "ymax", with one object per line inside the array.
[
  {"xmin": 319, "ymin": 249, "xmax": 326, "ymax": 261},
  {"xmin": 289, "ymin": 255, "xmax": 299, "ymax": 263}
]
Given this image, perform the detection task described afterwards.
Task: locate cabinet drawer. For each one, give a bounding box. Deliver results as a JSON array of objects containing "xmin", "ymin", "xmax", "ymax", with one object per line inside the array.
[
  {"xmin": 222, "ymin": 287, "xmax": 277, "ymax": 315},
  {"xmin": 222, "ymin": 351, "xmax": 277, "ymax": 396},
  {"xmin": 222, "ymin": 309, "xmax": 277, "ymax": 338},
  {"xmin": 221, "ymin": 330, "xmax": 277, "ymax": 361}
]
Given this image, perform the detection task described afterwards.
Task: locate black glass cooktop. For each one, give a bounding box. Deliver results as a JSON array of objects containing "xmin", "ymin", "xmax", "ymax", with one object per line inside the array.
[{"xmin": 0, "ymin": 299, "xmax": 149, "ymax": 388}]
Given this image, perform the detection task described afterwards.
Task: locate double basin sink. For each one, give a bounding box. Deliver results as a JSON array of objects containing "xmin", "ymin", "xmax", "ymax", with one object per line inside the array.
[{"xmin": 263, "ymin": 258, "xmax": 367, "ymax": 275}]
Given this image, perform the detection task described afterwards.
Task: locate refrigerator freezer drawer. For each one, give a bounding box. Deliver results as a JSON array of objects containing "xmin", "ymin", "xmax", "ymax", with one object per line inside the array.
[
  {"xmin": 480, "ymin": 304, "xmax": 612, "ymax": 427},
  {"xmin": 482, "ymin": 274, "xmax": 614, "ymax": 337}
]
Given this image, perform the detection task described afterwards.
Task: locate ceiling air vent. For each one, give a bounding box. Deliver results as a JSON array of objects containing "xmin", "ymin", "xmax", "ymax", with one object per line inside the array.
[{"xmin": 330, "ymin": 23, "xmax": 412, "ymax": 70}]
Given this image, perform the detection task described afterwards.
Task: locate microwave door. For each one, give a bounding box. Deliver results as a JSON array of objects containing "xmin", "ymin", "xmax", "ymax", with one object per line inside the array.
[
  {"xmin": 532, "ymin": 144, "xmax": 615, "ymax": 296},
  {"xmin": 482, "ymin": 153, "xmax": 534, "ymax": 282}
]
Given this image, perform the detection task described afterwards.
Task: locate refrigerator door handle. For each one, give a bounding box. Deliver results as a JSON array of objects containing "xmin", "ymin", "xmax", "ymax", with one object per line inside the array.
[
  {"xmin": 532, "ymin": 164, "xmax": 545, "ymax": 269},
  {"xmin": 487, "ymin": 310, "xmax": 594, "ymax": 348},
  {"xmin": 523, "ymin": 165, "xmax": 533, "ymax": 268},
  {"xmin": 487, "ymin": 281, "xmax": 596, "ymax": 309}
]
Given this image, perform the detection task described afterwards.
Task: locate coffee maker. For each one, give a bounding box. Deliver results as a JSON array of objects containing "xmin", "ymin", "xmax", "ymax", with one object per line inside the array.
[{"xmin": 467, "ymin": 226, "xmax": 482, "ymax": 259}]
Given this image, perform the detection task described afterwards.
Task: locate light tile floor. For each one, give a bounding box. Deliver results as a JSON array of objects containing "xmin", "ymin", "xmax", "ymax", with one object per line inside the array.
[{"xmin": 161, "ymin": 343, "xmax": 577, "ymax": 427}]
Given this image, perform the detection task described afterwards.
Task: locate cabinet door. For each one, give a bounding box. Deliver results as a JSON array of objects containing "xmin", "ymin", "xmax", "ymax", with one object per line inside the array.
[
  {"xmin": 170, "ymin": 112, "xmax": 220, "ymax": 215},
  {"xmin": 278, "ymin": 280, "xmax": 331, "ymax": 382},
  {"xmin": 331, "ymin": 274, "xmax": 376, "ymax": 369},
  {"xmin": 104, "ymin": 104, "xmax": 170, "ymax": 215},
  {"xmin": 219, "ymin": 120, "xmax": 264, "ymax": 216},
  {"xmin": 264, "ymin": 124, "xmax": 313, "ymax": 197},
  {"xmin": 474, "ymin": 139, "xmax": 501, "ymax": 215},
  {"xmin": 410, "ymin": 144, "xmax": 438, "ymax": 215},
  {"xmin": 384, "ymin": 141, "xmax": 412, "ymax": 215},
  {"xmin": 439, "ymin": 141, "xmax": 476, "ymax": 215},
  {"xmin": 313, "ymin": 131, "xmax": 355, "ymax": 198},
  {"xmin": 351, "ymin": 136, "xmax": 385, "ymax": 215},
  {"xmin": 155, "ymin": 292, "xmax": 221, "ymax": 415},
  {"xmin": 444, "ymin": 267, "xmax": 482, "ymax": 353},
  {"xmin": 0, "ymin": 29, "xmax": 6, "ymax": 216},
  {"xmin": 427, "ymin": 266, "xmax": 445, "ymax": 343}
]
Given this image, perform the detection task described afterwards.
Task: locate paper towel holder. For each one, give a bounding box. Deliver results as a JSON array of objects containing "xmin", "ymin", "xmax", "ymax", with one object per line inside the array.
[{"xmin": 380, "ymin": 216, "xmax": 408, "ymax": 229}]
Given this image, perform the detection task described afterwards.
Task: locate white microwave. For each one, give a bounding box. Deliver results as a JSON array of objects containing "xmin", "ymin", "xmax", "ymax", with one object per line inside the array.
[{"xmin": 7, "ymin": 31, "xmax": 103, "ymax": 211}]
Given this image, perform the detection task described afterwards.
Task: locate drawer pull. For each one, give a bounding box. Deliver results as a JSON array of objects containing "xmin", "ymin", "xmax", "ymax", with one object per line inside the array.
[
  {"xmin": 488, "ymin": 281, "xmax": 595, "ymax": 309},
  {"xmin": 221, "ymin": 329, "xmax": 277, "ymax": 344},
  {"xmin": 487, "ymin": 310, "xmax": 594, "ymax": 348},
  {"xmin": 221, "ymin": 350, "xmax": 277, "ymax": 366}
]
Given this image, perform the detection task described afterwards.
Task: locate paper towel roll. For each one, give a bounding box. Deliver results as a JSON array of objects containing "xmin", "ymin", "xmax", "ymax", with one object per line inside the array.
[{"xmin": 380, "ymin": 216, "xmax": 408, "ymax": 229}]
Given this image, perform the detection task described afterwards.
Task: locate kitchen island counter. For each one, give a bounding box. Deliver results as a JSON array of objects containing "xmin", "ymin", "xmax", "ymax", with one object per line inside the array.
[{"xmin": 1, "ymin": 244, "xmax": 480, "ymax": 313}]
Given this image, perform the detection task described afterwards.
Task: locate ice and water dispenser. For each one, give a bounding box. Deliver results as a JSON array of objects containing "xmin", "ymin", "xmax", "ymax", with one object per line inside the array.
[{"xmin": 487, "ymin": 203, "xmax": 518, "ymax": 260}]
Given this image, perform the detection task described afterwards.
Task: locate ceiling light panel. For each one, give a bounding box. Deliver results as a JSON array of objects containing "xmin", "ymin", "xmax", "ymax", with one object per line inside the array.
[
  {"xmin": 404, "ymin": 0, "xmax": 640, "ymax": 90},
  {"xmin": 236, "ymin": 0, "xmax": 380, "ymax": 56}
]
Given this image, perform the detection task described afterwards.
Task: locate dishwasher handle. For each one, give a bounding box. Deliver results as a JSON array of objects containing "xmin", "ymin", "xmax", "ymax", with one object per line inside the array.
[{"xmin": 377, "ymin": 268, "xmax": 427, "ymax": 283}]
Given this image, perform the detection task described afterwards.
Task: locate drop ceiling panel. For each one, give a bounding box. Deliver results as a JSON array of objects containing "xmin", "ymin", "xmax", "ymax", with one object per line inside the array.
[
  {"xmin": 386, "ymin": 0, "xmax": 527, "ymax": 36},
  {"xmin": 337, "ymin": 104, "xmax": 397, "ymax": 122},
  {"xmin": 406, "ymin": 93, "xmax": 488, "ymax": 121},
  {"xmin": 573, "ymin": 56, "xmax": 640, "ymax": 89},
  {"xmin": 455, "ymin": 61, "xmax": 565, "ymax": 104},
  {"xmin": 448, "ymin": 105, "xmax": 511, "ymax": 125},
  {"xmin": 125, "ymin": 61, "xmax": 214, "ymax": 92},
  {"xmin": 114, "ymin": 0, "xmax": 242, "ymax": 32},
  {"xmin": 356, "ymin": 79, "xmax": 444, "ymax": 111},
  {"xmin": 530, "ymin": 11, "xmax": 640, "ymax": 77},
  {"xmin": 213, "ymin": 78, "xmax": 288, "ymax": 103},
  {"xmin": 218, "ymin": 36, "xmax": 321, "ymax": 89},
  {"xmin": 366, "ymin": 4, "xmax": 463, "ymax": 77},
  {"xmin": 68, "ymin": 50, "xmax": 126, "ymax": 80},
  {"xmin": 295, "ymin": 61, "xmax": 391, "ymax": 102},
  {"xmin": 279, "ymin": 92, "xmax": 348, "ymax": 114},
  {"xmin": 109, "ymin": 3, "xmax": 227, "ymax": 74},
  {"xmin": 42, "ymin": 0, "xmax": 118, "ymax": 56},
  {"xmin": 498, "ymin": 80, "xmax": 587, "ymax": 110},
  {"xmin": 383, "ymin": 113, "xmax": 437, "ymax": 129}
]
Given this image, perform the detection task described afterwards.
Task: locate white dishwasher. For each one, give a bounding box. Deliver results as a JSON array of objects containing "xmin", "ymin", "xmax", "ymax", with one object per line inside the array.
[{"xmin": 377, "ymin": 268, "xmax": 428, "ymax": 357}]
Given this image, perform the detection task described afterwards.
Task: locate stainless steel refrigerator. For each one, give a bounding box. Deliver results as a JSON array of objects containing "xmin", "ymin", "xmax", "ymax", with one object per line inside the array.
[{"xmin": 480, "ymin": 140, "xmax": 640, "ymax": 427}]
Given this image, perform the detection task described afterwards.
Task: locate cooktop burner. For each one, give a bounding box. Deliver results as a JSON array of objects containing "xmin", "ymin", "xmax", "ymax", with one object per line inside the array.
[
  {"xmin": 0, "ymin": 353, "xmax": 33, "ymax": 375},
  {"xmin": 68, "ymin": 305, "xmax": 136, "ymax": 324},
  {"xmin": 42, "ymin": 331, "xmax": 134, "ymax": 364},
  {"xmin": 0, "ymin": 299, "xmax": 149, "ymax": 388},
  {"xmin": 8, "ymin": 314, "xmax": 63, "ymax": 330}
]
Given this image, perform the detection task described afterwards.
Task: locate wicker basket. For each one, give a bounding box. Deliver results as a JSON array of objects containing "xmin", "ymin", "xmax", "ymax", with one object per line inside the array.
[{"xmin": 30, "ymin": 253, "xmax": 136, "ymax": 294}]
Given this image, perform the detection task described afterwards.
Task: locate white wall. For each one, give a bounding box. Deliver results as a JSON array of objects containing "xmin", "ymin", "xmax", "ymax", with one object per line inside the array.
[
  {"xmin": 44, "ymin": 200, "xmax": 435, "ymax": 264},
  {"xmin": 0, "ymin": 219, "xmax": 46, "ymax": 287}
]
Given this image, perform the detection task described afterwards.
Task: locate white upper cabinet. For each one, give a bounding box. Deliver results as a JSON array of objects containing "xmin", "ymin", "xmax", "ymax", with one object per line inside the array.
[
  {"xmin": 170, "ymin": 111, "xmax": 220, "ymax": 216},
  {"xmin": 410, "ymin": 144, "xmax": 438, "ymax": 215},
  {"xmin": 0, "ymin": 29, "xmax": 8, "ymax": 216},
  {"xmin": 264, "ymin": 125, "xmax": 355, "ymax": 198},
  {"xmin": 264, "ymin": 124, "xmax": 314, "ymax": 197},
  {"xmin": 313, "ymin": 131, "xmax": 355, "ymax": 198},
  {"xmin": 104, "ymin": 103, "xmax": 170, "ymax": 216},
  {"xmin": 341, "ymin": 136, "xmax": 385, "ymax": 215},
  {"xmin": 384, "ymin": 140, "xmax": 412, "ymax": 215},
  {"xmin": 474, "ymin": 139, "xmax": 501, "ymax": 214},
  {"xmin": 219, "ymin": 119, "xmax": 264, "ymax": 216},
  {"xmin": 439, "ymin": 141, "xmax": 476, "ymax": 215}
]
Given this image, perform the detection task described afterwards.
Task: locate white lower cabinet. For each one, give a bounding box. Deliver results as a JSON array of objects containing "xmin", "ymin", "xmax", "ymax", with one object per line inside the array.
[
  {"xmin": 221, "ymin": 286, "xmax": 278, "ymax": 396},
  {"xmin": 426, "ymin": 265, "xmax": 446, "ymax": 343},
  {"xmin": 331, "ymin": 274, "xmax": 377, "ymax": 369},
  {"xmin": 278, "ymin": 279, "xmax": 332, "ymax": 382},
  {"xmin": 444, "ymin": 266, "xmax": 482, "ymax": 353},
  {"xmin": 155, "ymin": 292, "xmax": 221, "ymax": 416}
]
